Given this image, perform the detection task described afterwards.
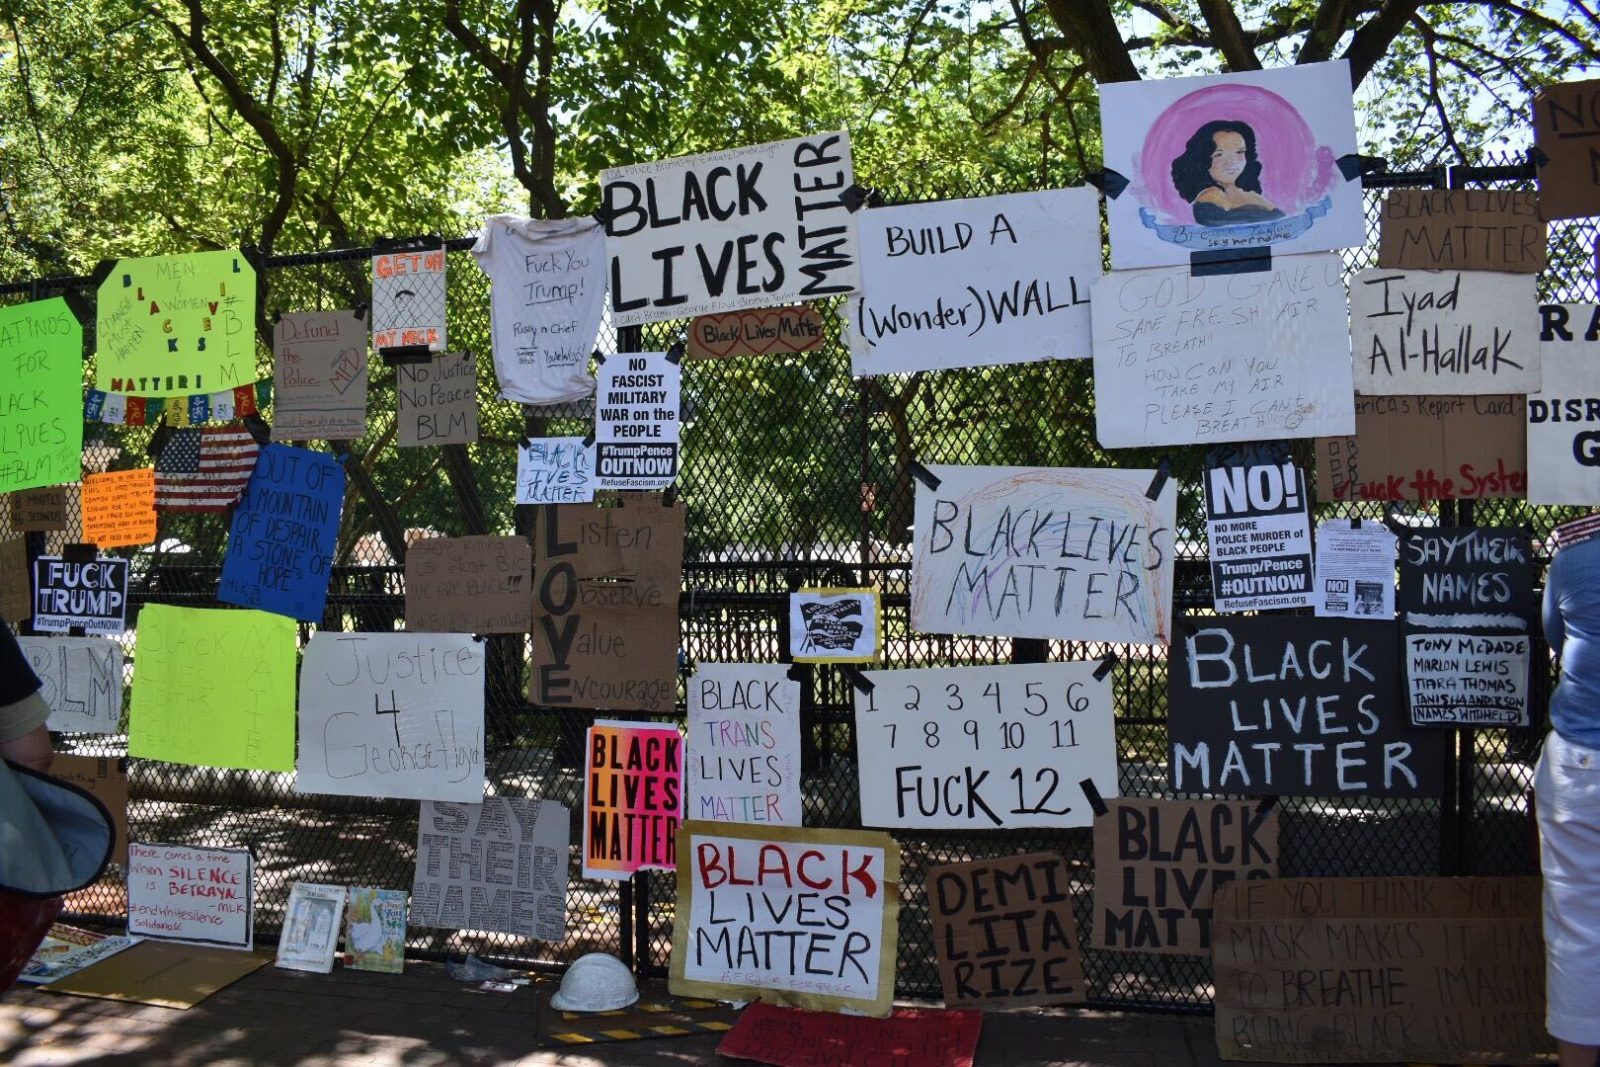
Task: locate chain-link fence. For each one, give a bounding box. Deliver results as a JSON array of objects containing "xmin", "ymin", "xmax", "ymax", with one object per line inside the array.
[{"xmin": 2, "ymin": 148, "xmax": 1593, "ymax": 1010}]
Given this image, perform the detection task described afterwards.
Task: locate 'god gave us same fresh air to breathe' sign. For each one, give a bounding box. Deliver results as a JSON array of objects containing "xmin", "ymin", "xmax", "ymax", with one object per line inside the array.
[{"xmin": 600, "ymin": 132, "xmax": 861, "ymax": 327}]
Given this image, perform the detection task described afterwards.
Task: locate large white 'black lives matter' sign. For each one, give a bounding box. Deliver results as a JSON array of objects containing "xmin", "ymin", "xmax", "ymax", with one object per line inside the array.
[
  {"xmin": 600, "ymin": 133, "xmax": 861, "ymax": 327},
  {"xmin": 1528, "ymin": 304, "xmax": 1600, "ymax": 504},
  {"xmin": 1203, "ymin": 444, "xmax": 1313, "ymax": 612},
  {"xmin": 854, "ymin": 663, "xmax": 1117, "ymax": 830},
  {"xmin": 910, "ymin": 465, "xmax": 1176, "ymax": 645},
  {"xmin": 844, "ymin": 189, "xmax": 1099, "ymax": 376},
  {"xmin": 1167, "ymin": 616, "xmax": 1447, "ymax": 798},
  {"xmin": 1399, "ymin": 527, "xmax": 1535, "ymax": 727}
]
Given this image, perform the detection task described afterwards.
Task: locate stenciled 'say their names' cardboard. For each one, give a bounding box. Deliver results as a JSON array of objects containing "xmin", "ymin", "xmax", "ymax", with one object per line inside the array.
[{"xmin": 412, "ymin": 797, "xmax": 569, "ymax": 941}]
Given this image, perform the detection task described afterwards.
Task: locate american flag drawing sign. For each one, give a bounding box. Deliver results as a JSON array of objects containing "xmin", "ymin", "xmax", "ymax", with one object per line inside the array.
[{"xmin": 155, "ymin": 426, "xmax": 261, "ymax": 512}]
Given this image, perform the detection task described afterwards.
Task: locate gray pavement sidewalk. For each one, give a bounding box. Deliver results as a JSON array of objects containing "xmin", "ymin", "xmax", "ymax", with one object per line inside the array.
[{"xmin": 0, "ymin": 961, "xmax": 1437, "ymax": 1066}]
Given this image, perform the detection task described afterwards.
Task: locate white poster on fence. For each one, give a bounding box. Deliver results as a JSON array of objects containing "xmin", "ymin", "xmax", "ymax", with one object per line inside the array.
[
  {"xmin": 855, "ymin": 662, "xmax": 1116, "ymax": 829},
  {"xmin": 844, "ymin": 189, "xmax": 1100, "ymax": 376},
  {"xmin": 1203, "ymin": 446, "xmax": 1313, "ymax": 612},
  {"xmin": 1099, "ymin": 60, "xmax": 1364, "ymax": 271},
  {"xmin": 910, "ymin": 464, "xmax": 1176, "ymax": 645},
  {"xmin": 515, "ymin": 436, "xmax": 594, "ymax": 504},
  {"xmin": 371, "ymin": 244, "xmax": 446, "ymax": 352},
  {"xmin": 17, "ymin": 636, "xmax": 123, "ymax": 734},
  {"xmin": 1312, "ymin": 519, "xmax": 1398, "ymax": 619},
  {"xmin": 294, "ymin": 631, "xmax": 485, "ymax": 802},
  {"xmin": 687, "ymin": 663, "xmax": 801, "ymax": 826},
  {"xmin": 127, "ymin": 842, "xmax": 254, "ymax": 949},
  {"xmin": 472, "ymin": 215, "xmax": 603, "ymax": 405},
  {"xmin": 1350, "ymin": 269, "xmax": 1540, "ymax": 395},
  {"xmin": 1091, "ymin": 253, "xmax": 1354, "ymax": 448},
  {"xmin": 1529, "ymin": 304, "xmax": 1600, "ymax": 504},
  {"xmin": 411, "ymin": 797, "xmax": 569, "ymax": 940},
  {"xmin": 594, "ymin": 352, "xmax": 680, "ymax": 490},
  {"xmin": 601, "ymin": 132, "xmax": 861, "ymax": 327}
]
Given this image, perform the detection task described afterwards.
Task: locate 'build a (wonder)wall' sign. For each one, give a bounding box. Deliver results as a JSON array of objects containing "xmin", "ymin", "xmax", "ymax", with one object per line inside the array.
[
  {"xmin": 845, "ymin": 188, "xmax": 1099, "ymax": 376},
  {"xmin": 1399, "ymin": 527, "xmax": 1534, "ymax": 727},
  {"xmin": 910, "ymin": 465, "xmax": 1175, "ymax": 645},
  {"xmin": 670, "ymin": 821, "xmax": 899, "ymax": 1016},
  {"xmin": 854, "ymin": 663, "xmax": 1116, "ymax": 829},
  {"xmin": 1091, "ymin": 798, "xmax": 1278, "ymax": 955},
  {"xmin": 1167, "ymin": 616, "xmax": 1447, "ymax": 798},
  {"xmin": 601, "ymin": 132, "xmax": 861, "ymax": 327}
]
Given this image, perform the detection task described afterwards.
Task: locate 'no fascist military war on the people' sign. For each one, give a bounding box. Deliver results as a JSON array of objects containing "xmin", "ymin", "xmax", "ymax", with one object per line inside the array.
[{"xmin": 600, "ymin": 132, "xmax": 861, "ymax": 327}]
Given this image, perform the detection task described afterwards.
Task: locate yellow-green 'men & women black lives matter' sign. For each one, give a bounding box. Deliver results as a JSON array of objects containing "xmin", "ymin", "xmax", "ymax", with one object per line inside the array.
[{"xmin": 96, "ymin": 250, "xmax": 257, "ymax": 396}]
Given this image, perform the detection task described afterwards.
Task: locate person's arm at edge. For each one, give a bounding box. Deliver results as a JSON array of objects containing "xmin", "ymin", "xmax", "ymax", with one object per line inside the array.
[{"xmin": 1544, "ymin": 550, "xmax": 1567, "ymax": 662}]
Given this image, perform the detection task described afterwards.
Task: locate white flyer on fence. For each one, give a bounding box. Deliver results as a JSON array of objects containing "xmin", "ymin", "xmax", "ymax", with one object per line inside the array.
[
  {"xmin": 854, "ymin": 662, "xmax": 1117, "ymax": 829},
  {"xmin": 1312, "ymin": 519, "xmax": 1398, "ymax": 619}
]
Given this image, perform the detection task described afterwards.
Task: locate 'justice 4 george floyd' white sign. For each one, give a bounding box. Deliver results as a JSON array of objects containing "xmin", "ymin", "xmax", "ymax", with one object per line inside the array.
[{"xmin": 600, "ymin": 132, "xmax": 862, "ymax": 327}]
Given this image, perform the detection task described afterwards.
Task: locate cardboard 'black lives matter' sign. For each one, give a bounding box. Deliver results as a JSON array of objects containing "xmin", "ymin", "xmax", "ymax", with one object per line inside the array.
[
  {"xmin": 1399, "ymin": 527, "xmax": 1535, "ymax": 727},
  {"xmin": 1204, "ymin": 444, "xmax": 1313, "ymax": 613},
  {"xmin": 1168, "ymin": 616, "xmax": 1447, "ymax": 798},
  {"xmin": 927, "ymin": 852, "xmax": 1085, "ymax": 1010},
  {"xmin": 1092, "ymin": 798, "xmax": 1279, "ymax": 955}
]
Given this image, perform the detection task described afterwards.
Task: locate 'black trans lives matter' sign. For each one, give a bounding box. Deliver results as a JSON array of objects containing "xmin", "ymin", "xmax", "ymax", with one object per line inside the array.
[{"xmin": 1167, "ymin": 616, "xmax": 1447, "ymax": 798}]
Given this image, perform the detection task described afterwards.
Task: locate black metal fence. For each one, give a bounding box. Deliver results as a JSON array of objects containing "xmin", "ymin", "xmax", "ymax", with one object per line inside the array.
[{"xmin": 3, "ymin": 148, "xmax": 1594, "ymax": 1010}]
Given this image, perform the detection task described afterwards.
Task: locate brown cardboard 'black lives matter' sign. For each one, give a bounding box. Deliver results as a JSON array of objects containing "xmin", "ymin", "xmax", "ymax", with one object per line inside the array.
[
  {"xmin": 1399, "ymin": 527, "xmax": 1535, "ymax": 728},
  {"xmin": 927, "ymin": 852, "xmax": 1084, "ymax": 1010},
  {"xmin": 1167, "ymin": 616, "xmax": 1447, "ymax": 798},
  {"xmin": 1214, "ymin": 877, "xmax": 1551, "ymax": 1064},
  {"xmin": 686, "ymin": 305, "xmax": 826, "ymax": 360},
  {"xmin": 1092, "ymin": 798, "xmax": 1279, "ymax": 955},
  {"xmin": 1378, "ymin": 190, "xmax": 1545, "ymax": 273}
]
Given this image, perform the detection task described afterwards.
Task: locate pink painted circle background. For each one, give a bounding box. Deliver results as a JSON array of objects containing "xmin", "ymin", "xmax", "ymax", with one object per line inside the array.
[{"xmin": 1137, "ymin": 83, "xmax": 1336, "ymax": 223}]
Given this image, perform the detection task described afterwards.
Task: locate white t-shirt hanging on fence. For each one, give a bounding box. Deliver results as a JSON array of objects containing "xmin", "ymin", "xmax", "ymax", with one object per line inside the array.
[{"xmin": 472, "ymin": 215, "xmax": 604, "ymax": 405}]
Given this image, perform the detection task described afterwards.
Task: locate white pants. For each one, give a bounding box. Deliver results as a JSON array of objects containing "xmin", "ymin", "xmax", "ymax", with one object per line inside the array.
[{"xmin": 1536, "ymin": 729, "xmax": 1600, "ymax": 1044}]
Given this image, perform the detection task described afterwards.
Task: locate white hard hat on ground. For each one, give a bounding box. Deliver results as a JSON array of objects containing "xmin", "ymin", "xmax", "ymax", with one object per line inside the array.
[{"xmin": 548, "ymin": 952, "xmax": 640, "ymax": 1012}]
